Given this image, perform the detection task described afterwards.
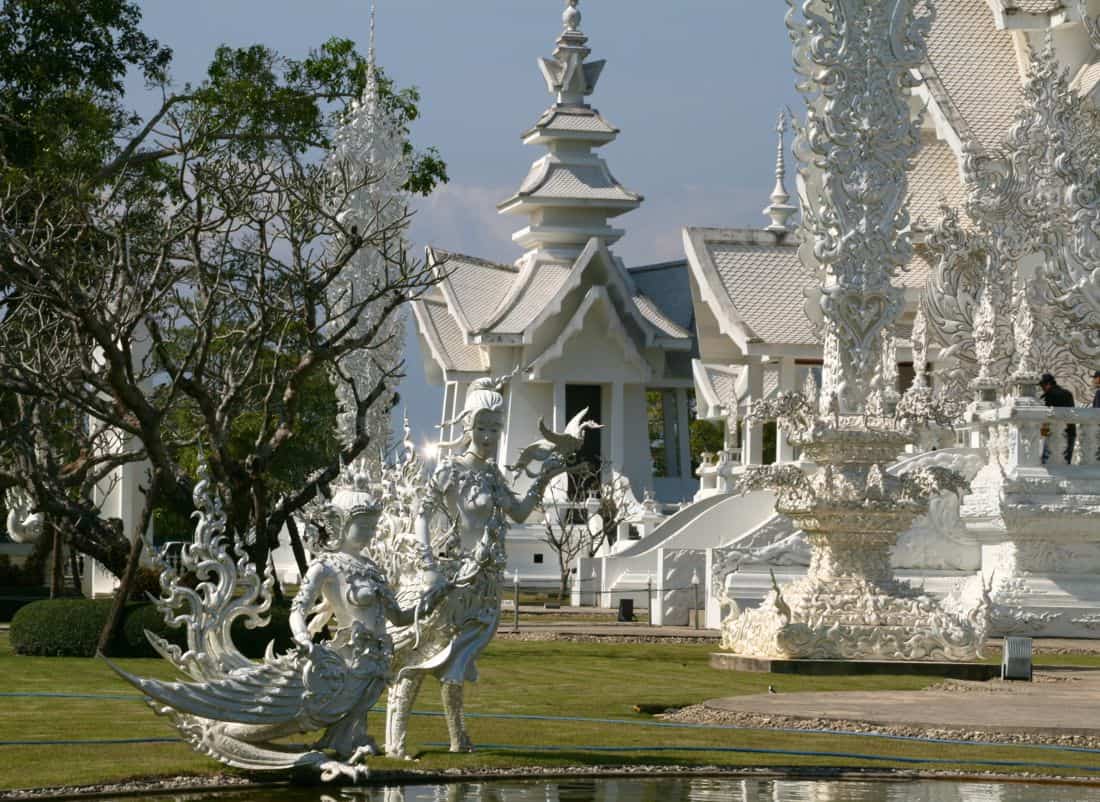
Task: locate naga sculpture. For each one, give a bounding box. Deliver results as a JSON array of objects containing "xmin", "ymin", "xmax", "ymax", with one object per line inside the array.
[
  {"xmin": 105, "ymin": 463, "xmax": 437, "ymax": 781},
  {"xmin": 383, "ymin": 375, "xmax": 574, "ymax": 758}
]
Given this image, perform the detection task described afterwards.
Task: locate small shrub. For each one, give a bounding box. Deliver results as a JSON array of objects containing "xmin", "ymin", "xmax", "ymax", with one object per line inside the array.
[
  {"xmin": 11, "ymin": 597, "xmax": 293, "ymax": 658},
  {"xmin": 10, "ymin": 599, "xmax": 112, "ymax": 656},
  {"xmin": 119, "ymin": 602, "xmax": 187, "ymax": 658},
  {"xmin": 232, "ymin": 604, "xmax": 294, "ymax": 658}
]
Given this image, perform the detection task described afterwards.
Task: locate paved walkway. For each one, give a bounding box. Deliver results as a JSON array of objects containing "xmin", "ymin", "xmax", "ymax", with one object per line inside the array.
[{"xmin": 705, "ymin": 667, "xmax": 1100, "ymax": 737}]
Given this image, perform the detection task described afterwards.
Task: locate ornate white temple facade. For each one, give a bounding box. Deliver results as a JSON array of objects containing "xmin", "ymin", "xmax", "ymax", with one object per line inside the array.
[
  {"xmin": 683, "ymin": 0, "xmax": 1100, "ymax": 636},
  {"xmin": 410, "ymin": 3, "xmax": 699, "ymax": 581}
]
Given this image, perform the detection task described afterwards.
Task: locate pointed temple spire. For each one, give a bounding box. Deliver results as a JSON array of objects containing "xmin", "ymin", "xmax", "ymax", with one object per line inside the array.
[
  {"xmin": 367, "ymin": 0, "xmax": 377, "ymax": 75},
  {"xmin": 763, "ymin": 110, "xmax": 797, "ymax": 234},
  {"xmin": 497, "ymin": 0, "xmax": 642, "ymax": 263}
]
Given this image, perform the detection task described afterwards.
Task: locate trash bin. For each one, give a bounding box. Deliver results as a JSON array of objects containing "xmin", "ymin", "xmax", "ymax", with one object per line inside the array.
[{"xmin": 617, "ymin": 598, "xmax": 634, "ymax": 622}]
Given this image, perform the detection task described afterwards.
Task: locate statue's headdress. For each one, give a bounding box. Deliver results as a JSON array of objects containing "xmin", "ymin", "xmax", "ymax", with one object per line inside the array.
[{"xmin": 436, "ymin": 366, "xmax": 522, "ymax": 450}]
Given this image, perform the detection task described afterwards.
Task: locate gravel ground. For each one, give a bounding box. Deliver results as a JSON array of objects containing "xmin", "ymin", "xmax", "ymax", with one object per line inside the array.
[
  {"xmin": 494, "ymin": 632, "xmax": 716, "ymax": 644},
  {"xmin": 0, "ymin": 775, "xmax": 262, "ymax": 801},
  {"xmin": 661, "ymin": 680, "xmax": 1100, "ymax": 751}
]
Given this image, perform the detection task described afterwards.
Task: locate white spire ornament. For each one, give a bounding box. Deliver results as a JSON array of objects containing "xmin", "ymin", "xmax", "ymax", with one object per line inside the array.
[
  {"xmin": 764, "ymin": 110, "xmax": 797, "ymax": 234},
  {"xmin": 326, "ymin": 1, "xmax": 410, "ymax": 473},
  {"xmin": 497, "ymin": 0, "xmax": 641, "ymax": 262}
]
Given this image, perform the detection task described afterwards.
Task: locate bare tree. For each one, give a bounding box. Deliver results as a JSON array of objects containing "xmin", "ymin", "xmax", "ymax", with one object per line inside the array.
[
  {"xmin": 536, "ymin": 461, "xmax": 640, "ymax": 601},
  {"xmin": 0, "ymin": 43, "xmax": 445, "ymax": 651}
]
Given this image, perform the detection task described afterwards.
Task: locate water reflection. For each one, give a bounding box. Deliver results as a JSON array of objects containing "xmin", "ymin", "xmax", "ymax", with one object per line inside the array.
[{"xmin": 120, "ymin": 778, "xmax": 1100, "ymax": 802}]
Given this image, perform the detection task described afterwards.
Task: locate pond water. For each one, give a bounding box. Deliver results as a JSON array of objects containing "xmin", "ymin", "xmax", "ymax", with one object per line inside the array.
[{"xmin": 114, "ymin": 777, "xmax": 1100, "ymax": 802}]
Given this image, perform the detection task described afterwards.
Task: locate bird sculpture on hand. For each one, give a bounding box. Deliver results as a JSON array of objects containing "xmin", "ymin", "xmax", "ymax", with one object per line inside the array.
[{"xmin": 507, "ymin": 407, "xmax": 602, "ymax": 478}]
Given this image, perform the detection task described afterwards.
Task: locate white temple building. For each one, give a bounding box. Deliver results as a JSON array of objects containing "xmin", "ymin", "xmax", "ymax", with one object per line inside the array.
[
  {"xmin": 567, "ymin": 0, "xmax": 1100, "ymax": 624},
  {"xmin": 410, "ymin": 3, "xmax": 700, "ymax": 582},
  {"xmin": 676, "ymin": 0, "xmax": 1100, "ymax": 632}
]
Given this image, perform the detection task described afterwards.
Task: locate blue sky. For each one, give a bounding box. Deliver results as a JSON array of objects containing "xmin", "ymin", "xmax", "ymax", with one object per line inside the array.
[{"xmin": 134, "ymin": 1, "xmax": 801, "ymax": 450}]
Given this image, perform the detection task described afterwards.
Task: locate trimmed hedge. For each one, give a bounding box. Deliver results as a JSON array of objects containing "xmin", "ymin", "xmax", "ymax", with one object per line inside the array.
[
  {"xmin": 11, "ymin": 598, "xmax": 293, "ymax": 658},
  {"xmin": 10, "ymin": 599, "xmax": 113, "ymax": 657}
]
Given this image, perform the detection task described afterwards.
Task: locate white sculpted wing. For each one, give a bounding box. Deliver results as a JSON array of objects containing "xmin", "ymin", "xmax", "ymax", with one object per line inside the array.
[{"xmin": 106, "ymin": 653, "xmax": 309, "ymax": 726}]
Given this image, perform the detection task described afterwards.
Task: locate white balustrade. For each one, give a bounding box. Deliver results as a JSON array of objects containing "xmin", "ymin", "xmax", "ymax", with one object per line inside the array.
[{"xmin": 967, "ymin": 404, "xmax": 1100, "ymax": 470}]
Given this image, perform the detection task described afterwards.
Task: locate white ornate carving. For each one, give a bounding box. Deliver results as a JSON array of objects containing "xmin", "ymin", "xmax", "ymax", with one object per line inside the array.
[
  {"xmin": 925, "ymin": 39, "xmax": 1100, "ymax": 403},
  {"xmin": 719, "ymin": 0, "xmax": 988, "ymax": 661},
  {"xmin": 4, "ymin": 487, "xmax": 43, "ymax": 545},
  {"xmin": 790, "ymin": 0, "xmax": 933, "ymax": 413},
  {"xmin": 326, "ymin": 11, "xmax": 409, "ymax": 467},
  {"xmin": 103, "ymin": 460, "xmax": 437, "ymax": 781}
]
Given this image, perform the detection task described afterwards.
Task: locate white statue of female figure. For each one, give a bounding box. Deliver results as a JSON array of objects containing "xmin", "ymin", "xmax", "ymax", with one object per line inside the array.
[{"xmin": 384, "ymin": 376, "xmax": 570, "ymax": 757}]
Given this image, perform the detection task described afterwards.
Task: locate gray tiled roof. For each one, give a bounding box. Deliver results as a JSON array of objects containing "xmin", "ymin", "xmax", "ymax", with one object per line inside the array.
[
  {"xmin": 706, "ymin": 366, "xmax": 740, "ymax": 406},
  {"xmin": 487, "ymin": 260, "xmax": 574, "ymax": 334},
  {"xmin": 1073, "ymin": 61, "xmax": 1100, "ymax": 97},
  {"xmin": 1005, "ymin": 0, "xmax": 1063, "ymax": 12},
  {"xmin": 924, "ymin": 0, "xmax": 1023, "ymax": 150},
  {"xmin": 420, "ymin": 298, "xmax": 487, "ymax": 373},
  {"xmin": 908, "ymin": 136, "xmax": 967, "ymax": 231},
  {"xmin": 633, "ymin": 292, "xmax": 691, "ymax": 339},
  {"xmin": 513, "ymin": 160, "xmax": 640, "ymax": 204},
  {"xmin": 708, "ymin": 240, "xmax": 819, "ymax": 346},
  {"xmin": 432, "ymin": 249, "xmax": 518, "ymax": 332},
  {"xmin": 629, "ymin": 261, "xmax": 695, "ymax": 333},
  {"xmin": 528, "ymin": 108, "xmax": 618, "ymax": 136}
]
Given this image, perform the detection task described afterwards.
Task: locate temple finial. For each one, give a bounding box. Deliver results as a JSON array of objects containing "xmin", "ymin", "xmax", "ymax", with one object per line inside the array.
[
  {"xmin": 764, "ymin": 109, "xmax": 797, "ymax": 234},
  {"xmin": 563, "ymin": 0, "xmax": 581, "ymax": 32},
  {"xmin": 368, "ymin": 0, "xmax": 377, "ymax": 71}
]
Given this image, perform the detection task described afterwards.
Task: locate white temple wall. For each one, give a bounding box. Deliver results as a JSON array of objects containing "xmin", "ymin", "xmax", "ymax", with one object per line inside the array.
[
  {"xmin": 622, "ymin": 384, "xmax": 653, "ymax": 496},
  {"xmin": 654, "ymin": 547, "xmax": 706, "ymax": 627},
  {"xmin": 500, "ymin": 380, "xmax": 553, "ymax": 492}
]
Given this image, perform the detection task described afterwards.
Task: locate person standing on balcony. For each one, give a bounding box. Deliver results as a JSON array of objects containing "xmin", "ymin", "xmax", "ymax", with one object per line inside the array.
[
  {"xmin": 1039, "ymin": 373, "xmax": 1076, "ymax": 464},
  {"xmin": 1091, "ymin": 370, "xmax": 1100, "ymax": 408}
]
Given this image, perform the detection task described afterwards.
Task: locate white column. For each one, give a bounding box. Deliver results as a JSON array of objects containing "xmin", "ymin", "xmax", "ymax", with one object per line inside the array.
[
  {"xmin": 743, "ymin": 362, "xmax": 765, "ymax": 466},
  {"xmin": 777, "ymin": 358, "xmax": 798, "ymax": 464},
  {"xmin": 675, "ymin": 387, "xmax": 691, "ymax": 484},
  {"xmin": 439, "ymin": 382, "xmax": 454, "ymax": 449},
  {"xmin": 610, "ymin": 382, "xmax": 625, "ymax": 472},
  {"xmin": 553, "ymin": 381, "xmax": 567, "ymax": 431}
]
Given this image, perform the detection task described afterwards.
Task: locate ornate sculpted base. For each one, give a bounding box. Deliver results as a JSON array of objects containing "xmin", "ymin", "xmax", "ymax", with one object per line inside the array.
[
  {"xmin": 724, "ymin": 416, "xmax": 990, "ymax": 662},
  {"xmin": 721, "ymin": 572, "xmax": 989, "ymax": 662}
]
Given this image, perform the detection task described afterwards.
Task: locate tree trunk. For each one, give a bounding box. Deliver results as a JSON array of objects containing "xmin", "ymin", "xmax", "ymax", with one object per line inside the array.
[
  {"xmin": 49, "ymin": 525, "xmax": 63, "ymax": 599},
  {"xmin": 96, "ymin": 488, "xmax": 156, "ymax": 655},
  {"xmin": 284, "ymin": 513, "xmax": 309, "ymax": 578}
]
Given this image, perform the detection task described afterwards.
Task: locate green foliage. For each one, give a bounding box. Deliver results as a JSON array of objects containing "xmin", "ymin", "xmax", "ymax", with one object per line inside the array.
[
  {"xmin": 116, "ymin": 601, "xmax": 184, "ymax": 658},
  {"xmin": 11, "ymin": 597, "xmax": 293, "ymax": 658},
  {"xmin": 0, "ymin": 0, "xmax": 171, "ymax": 173},
  {"xmin": 189, "ymin": 36, "xmax": 446, "ymax": 193},
  {"xmin": 10, "ymin": 598, "xmax": 113, "ymax": 656},
  {"xmin": 689, "ymin": 418, "xmax": 725, "ymax": 472},
  {"xmin": 0, "ymin": 551, "xmax": 45, "ymax": 590}
]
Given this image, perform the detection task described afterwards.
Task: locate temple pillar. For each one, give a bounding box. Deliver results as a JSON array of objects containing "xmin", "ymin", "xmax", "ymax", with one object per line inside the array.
[
  {"xmin": 743, "ymin": 362, "xmax": 765, "ymax": 466},
  {"xmin": 610, "ymin": 381, "xmax": 625, "ymax": 471},
  {"xmin": 777, "ymin": 358, "xmax": 798, "ymax": 464},
  {"xmin": 553, "ymin": 381, "xmax": 567, "ymax": 431}
]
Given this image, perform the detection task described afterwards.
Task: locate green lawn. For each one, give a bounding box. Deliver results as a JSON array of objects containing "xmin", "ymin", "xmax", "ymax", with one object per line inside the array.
[{"xmin": 2, "ymin": 631, "xmax": 1100, "ymax": 791}]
